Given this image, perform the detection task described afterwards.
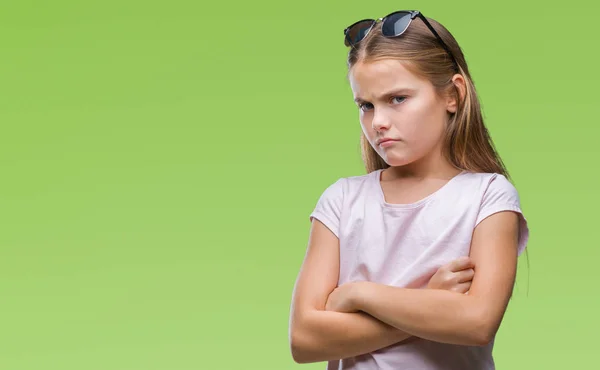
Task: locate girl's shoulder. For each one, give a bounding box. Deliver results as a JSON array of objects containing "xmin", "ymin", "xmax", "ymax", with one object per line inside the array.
[
  {"xmin": 458, "ymin": 171, "xmax": 522, "ymax": 207},
  {"xmin": 312, "ymin": 171, "xmax": 377, "ymax": 204},
  {"xmin": 447, "ymin": 171, "xmax": 522, "ymax": 207},
  {"xmin": 321, "ymin": 170, "xmax": 377, "ymax": 191},
  {"xmin": 458, "ymin": 171, "xmax": 513, "ymax": 190}
]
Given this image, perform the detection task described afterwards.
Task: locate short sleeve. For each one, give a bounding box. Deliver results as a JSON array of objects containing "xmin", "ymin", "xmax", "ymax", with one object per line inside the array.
[
  {"xmin": 475, "ymin": 174, "xmax": 530, "ymax": 256},
  {"xmin": 309, "ymin": 178, "xmax": 345, "ymax": 238}
]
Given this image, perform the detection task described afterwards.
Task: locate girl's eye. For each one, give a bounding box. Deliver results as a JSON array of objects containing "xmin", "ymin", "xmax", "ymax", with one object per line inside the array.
[
  {"xmin": 359, "ymin": 103, "xmax": 373, "ymax": 112},
  {"xmin": 358, "ymin": 96, "xmax": 406, "ymax": 112}
]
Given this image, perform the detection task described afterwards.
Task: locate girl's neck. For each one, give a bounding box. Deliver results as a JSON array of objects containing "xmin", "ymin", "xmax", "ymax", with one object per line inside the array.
[{"xmin": 383, "ymin": 160, "xmax": 461, "ymax": 182}]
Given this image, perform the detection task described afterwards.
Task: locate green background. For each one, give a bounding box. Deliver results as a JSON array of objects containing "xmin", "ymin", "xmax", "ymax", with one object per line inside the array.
[{"xmin": 0, "ymin": 0, "xmax": 596, "ymax": 369}]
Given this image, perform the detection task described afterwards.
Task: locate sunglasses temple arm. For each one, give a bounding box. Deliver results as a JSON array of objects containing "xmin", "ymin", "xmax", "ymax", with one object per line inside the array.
[{"xmin": 417, "ymin": 14, "xmax": 460, "ymax": 70}]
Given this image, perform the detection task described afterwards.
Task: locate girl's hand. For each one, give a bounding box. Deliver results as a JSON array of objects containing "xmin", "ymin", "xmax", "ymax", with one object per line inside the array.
[
  {"xmin": 324, "ymin": 281, "xmax": 365, "ymax": 313},
  {"xmin": 427, "ymin": 256, "xmax": 475, "ymax": 294}
]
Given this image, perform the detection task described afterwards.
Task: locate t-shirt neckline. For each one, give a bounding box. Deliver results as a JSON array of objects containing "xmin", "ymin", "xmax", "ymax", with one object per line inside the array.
[{"xmin": 374, "ymin": 168, "xmax": 467, "ymax": 209}]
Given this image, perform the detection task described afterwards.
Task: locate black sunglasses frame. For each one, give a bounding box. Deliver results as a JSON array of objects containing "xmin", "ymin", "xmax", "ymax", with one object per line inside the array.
[{"xmin": 343, "ymin": 10, "xmax": 459, "ymax": 72}]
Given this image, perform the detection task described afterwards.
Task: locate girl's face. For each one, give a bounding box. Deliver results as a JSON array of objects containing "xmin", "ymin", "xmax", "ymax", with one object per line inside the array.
[{"xmin": 349, "ymin": 59, "xmax": 456, "ymax": 168}]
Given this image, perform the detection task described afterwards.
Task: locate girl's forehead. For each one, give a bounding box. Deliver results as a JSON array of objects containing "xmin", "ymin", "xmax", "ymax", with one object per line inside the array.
[
  {"xmin": 351, "ymin": 59, "xmax": 414, "ymax": 78},
  {"xmin": 349, "ymin": 60, "xmax": 422, "ymax": 93}
]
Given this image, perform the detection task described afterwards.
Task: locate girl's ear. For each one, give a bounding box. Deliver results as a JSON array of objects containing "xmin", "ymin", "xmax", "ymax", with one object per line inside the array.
[{"xmin": 447, "ymin": 74, "xmax": 466, "ymax": 113}]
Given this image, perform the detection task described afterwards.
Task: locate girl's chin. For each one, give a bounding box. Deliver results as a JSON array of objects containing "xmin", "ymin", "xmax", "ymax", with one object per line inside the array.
[{"xmin": 381, "ymin": 153, "xmax": 415, "ymax": 167}]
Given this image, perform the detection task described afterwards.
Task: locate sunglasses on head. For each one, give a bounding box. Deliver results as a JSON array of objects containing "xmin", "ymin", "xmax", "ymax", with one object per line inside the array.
[{"xmin": 343, "ymin": 10, "xmax": 459, "ymax": 71}]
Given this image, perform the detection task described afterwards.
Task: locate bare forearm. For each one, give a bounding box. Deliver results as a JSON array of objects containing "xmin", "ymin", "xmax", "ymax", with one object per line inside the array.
[
  {"xmin": 356, "ymin": 283, "xmax": 490, "ymax": 346},
  {"xmin": 291, "ymin": 309, "xmax": 412, "ymax": 363}
]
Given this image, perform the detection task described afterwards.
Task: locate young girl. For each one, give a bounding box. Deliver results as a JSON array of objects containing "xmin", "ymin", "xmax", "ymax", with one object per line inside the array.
[{"xmin": 289, "ymin": 10, "xmax": 529, "ymax": 370}]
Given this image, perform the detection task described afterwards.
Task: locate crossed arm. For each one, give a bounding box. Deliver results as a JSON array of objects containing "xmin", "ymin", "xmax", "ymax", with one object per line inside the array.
[{"xmin": 288, "ymin": 211, "xmax": 520, "ymax": 364}]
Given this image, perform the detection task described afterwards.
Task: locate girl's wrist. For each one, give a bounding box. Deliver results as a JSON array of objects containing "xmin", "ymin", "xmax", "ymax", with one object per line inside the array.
[{"xmin": 352, "ymin": 281, "xmax": 375, "ymax": 311}]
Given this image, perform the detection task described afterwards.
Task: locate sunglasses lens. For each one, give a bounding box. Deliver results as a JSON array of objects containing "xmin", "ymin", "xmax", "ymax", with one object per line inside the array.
[
  {"xmin": 381, "ymin": 11, "xmax": 412, "ymax": 38},
  {"xmin": 344, "ymin": 20, "xmax": 374, "ymax": 46}
]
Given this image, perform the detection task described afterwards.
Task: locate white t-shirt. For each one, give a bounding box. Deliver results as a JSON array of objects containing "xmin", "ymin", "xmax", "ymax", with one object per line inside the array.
[{"xmin": 309, "ymin": 169, "xmax": 529, "ymax": 370}]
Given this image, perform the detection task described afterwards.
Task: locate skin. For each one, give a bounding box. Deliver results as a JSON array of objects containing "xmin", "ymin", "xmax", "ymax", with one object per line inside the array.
[{"xmin": 350, "ymin": 58, "xmax": 465, "ymax": 180}]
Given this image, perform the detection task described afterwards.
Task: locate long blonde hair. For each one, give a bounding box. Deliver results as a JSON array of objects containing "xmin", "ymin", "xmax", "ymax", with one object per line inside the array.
[{"xmin": 347, "ymin": 17, "xmax": 510, "ymax": 180}]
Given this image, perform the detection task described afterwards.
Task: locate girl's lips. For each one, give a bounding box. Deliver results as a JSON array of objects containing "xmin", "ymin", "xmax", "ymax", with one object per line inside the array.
[
  {"xmin": 377, "ymin": 137, "xmax": 400, "ymax": 146},
  {"xmin": 379, "ymin": 139, "xmax": 399, "ymax": 147}
]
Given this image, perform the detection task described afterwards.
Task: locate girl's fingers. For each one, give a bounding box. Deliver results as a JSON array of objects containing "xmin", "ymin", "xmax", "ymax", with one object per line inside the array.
[
  {"xmin": 456, "ymin": 268, "xmax": 475, "ymax": 283},
  {"xmin": 451, "ymin": 281, "xmax": 472, "ymax": 294},
  {"xmin": 449, "ymin": 256, "xmax": 474, "ymax": 272}
]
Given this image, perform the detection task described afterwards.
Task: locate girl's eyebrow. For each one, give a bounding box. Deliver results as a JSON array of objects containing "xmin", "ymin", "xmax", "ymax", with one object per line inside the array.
[{"xmin": 354, "ymin": 87, "xmax": 416, "ymax": 103}]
